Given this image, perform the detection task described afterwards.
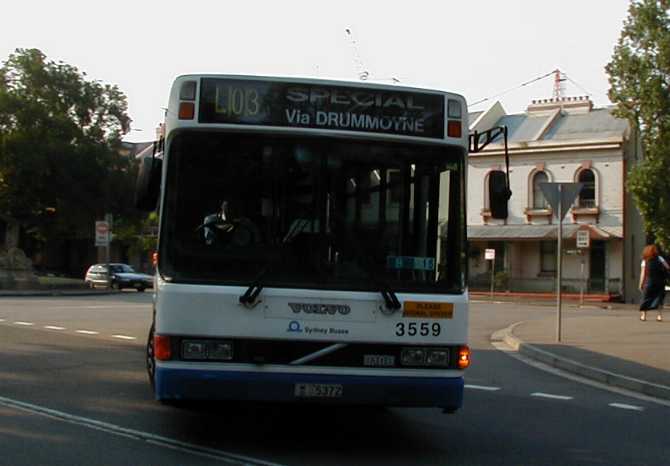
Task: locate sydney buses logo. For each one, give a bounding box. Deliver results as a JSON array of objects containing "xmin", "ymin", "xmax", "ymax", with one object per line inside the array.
[{"xmin": 288, "ymin": 302, "xmax": 351, "ymax": 316}]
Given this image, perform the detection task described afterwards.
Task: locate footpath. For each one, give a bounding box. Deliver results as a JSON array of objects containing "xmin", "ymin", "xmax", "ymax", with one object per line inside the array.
[{"xmin": 493, "ymin": 302, "xmax": 670, "ymax": 401}]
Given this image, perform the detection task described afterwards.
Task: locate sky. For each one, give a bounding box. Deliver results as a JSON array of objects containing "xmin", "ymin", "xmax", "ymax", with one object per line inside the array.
[{"xmin": 1, "ymin": 0, "xmax": 632, "ymax": 143}]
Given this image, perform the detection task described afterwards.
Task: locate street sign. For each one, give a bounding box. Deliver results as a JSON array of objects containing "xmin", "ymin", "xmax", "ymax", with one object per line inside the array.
[
  {"xmin": 576, "ymin": 230, "xmax": 590, "ymax": 248},
  {"xmin": 539, "ymin": 182, "xmax": 583, "ymax": 220},
  {"xmin": 95, "ymin": 221, "xmax": 110, "ymax": 247},
  {"xmin": 485, "ymin": 248, "xmax": 495, "ymax": 260},
  {"xmin": 538, "ymin": 182, "xmax": 583, "ymax": 343}
]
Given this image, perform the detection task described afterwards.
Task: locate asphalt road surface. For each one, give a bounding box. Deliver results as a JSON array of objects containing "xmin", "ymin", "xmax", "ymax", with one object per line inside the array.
[{"xmin": 0, "ymin": 294, "xmax": 667, "ymax": 466}]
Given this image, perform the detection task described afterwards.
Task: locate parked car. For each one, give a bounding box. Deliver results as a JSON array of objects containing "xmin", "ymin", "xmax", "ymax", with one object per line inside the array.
[{"xmin": 85, "ymin": 263, "xmax": 153, "ymax": 292}]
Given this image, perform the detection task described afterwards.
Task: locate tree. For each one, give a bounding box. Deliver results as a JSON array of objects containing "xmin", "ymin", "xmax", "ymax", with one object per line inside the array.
[
  {"xmin": 606, "ymin": 0, "xmax": 670, "ymax": 250},
  {"xmin": 0, "ymin": 49, "xmax": 137, "ymax": 266}
]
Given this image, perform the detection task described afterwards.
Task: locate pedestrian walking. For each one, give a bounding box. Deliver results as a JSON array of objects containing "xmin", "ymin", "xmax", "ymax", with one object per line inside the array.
[{"xmin": 639, "ymin": 244, "xmax": 670, "ymax": 321}]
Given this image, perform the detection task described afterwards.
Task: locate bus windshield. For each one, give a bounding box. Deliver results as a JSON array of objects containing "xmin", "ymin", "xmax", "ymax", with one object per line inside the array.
[{"xmin": 161, "ymin": 131, "xmax": 464, "ymax": 293}]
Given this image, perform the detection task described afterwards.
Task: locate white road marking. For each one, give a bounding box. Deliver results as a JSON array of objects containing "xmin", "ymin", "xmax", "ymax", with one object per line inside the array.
[
  {"xmin": 0, "ymin": 395, "xmax": 286, "ymax": 466},
  {"xmin": 0, "ymin": 318, "xmax": 5, "ymax": 322},
  {"xmin": 609, "ymin": 403, "xmax": 644, "ymax": 411},
  {"xmin": 465, "ymin": 384, "xmax": 501, "ymax": 391},
  {"xmin": 44, "ymin": 326, "xmax": 66, "ymax": 330},
  {"xmin": 14, "ymin": 321, "xmax": 34, "ymax": 326},
  {"xmin": 111, "ymin": 335, "xmax": 136, "ymax": 340},
  {"xmin": 75, "ymin": 330, "xmax": 99, "ymax": 335},
  {"xmin": 531, "ymin": 392, "xmax": 573, "ymax": 400},
  {"xmin": 492, "ymin": 340, "xmax": 670, "ymax": 408}
]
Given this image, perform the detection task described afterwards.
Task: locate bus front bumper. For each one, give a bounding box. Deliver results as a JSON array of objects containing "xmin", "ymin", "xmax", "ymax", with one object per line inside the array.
[{"xmin": 154, "ymin": 366, "xmax": 463, "ymax": 410}]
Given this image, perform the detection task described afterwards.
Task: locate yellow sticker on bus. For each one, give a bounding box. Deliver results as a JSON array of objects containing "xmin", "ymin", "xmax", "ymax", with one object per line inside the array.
[{"xmin": 402, "ymin": 302, "xmax": 454, "ymax": 319}]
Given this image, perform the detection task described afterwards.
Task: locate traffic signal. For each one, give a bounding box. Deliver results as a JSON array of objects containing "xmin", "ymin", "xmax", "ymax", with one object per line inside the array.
[{"xmin": 489, "ymin": 171, "xmax": 511, "ymax": 219}]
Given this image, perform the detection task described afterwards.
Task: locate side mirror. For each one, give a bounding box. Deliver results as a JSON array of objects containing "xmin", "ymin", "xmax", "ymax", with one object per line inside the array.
[
  {"xmin": 135, "ymin": 152, "xmax": 162, "ymax": 211},
  {"xmin": 489, "ymin": 171, "xmax": 511, "ymax": 219}
]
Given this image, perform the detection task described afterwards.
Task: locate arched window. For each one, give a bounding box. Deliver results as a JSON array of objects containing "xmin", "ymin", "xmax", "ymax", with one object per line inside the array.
[
  {"xmin": 577, "ymin": 169, "xmax": 596, "ymax": 208},
  {"xmin": 532, "ymin": 171, "xmax": 548, "ymax": 209}
]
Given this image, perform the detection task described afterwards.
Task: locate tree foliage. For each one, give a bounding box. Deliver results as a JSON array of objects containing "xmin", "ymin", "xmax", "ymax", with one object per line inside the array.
[
  {"xmin": 0, "ymin": 48, "xmax": 135, "ymax": 242},
  {"xmin": 606, "ymin": 0, "xmax": 670, "ymax": 250}
]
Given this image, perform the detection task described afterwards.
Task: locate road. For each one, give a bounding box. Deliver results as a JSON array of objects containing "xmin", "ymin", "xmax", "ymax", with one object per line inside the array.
[{"xmin": 0, "ymin": 294, "xmax": 667, "ymax": 466}]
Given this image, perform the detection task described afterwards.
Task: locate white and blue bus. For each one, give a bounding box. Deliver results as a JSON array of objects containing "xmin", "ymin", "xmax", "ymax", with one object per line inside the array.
[{"xmin": 136, "ymin": 75, "xmax": 470, "ymax": 412}]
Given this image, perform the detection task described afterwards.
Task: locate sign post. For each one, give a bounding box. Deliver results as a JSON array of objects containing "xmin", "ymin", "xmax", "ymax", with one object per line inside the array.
[
  {"xmin": 95, "ymin": 221, "xmax": 110, "ymax": 247},
  {"xmin": 485, "ymin": 248, "xmax": 496, "ymax": 300},
  {"xmin": 539, "ymin": 182, "xmax": 583, "ymax": 342},
  {"xmin": 105, "ymin": 214, "xmax": 113, "ymax": 290},
  {"xmin": 576, "ymin": 230, "xmax": 590, "ymax": 306}
]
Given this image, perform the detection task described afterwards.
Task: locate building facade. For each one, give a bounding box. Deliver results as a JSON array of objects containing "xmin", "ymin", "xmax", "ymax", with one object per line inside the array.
[{"xmin": 467, "ymin": 97, "xmax": 645, "ymax": 302}]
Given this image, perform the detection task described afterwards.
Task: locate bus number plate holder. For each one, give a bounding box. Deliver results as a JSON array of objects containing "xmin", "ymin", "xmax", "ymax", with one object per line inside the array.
[{"xmin": 294, "ymin": 383, "xmax": 343, "ymax": 398}]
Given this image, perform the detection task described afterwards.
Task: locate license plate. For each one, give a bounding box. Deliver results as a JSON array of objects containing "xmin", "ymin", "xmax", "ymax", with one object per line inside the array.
[{"xmin": 294, "ymin": 383, "xmax": 343, "ymax": 398}]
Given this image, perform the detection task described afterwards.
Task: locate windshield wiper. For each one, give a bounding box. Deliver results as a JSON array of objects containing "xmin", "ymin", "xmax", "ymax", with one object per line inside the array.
[
  {"xmin": 329, "ymin": 209, "xmax": 401, "ymax": 312},
  {"xmin": 344, "ymin": 231, "xmax": 402, "ymax": 312},
  {"xmin": 239, "ymin": 218, "xmax": 312, "ymax": 306}
]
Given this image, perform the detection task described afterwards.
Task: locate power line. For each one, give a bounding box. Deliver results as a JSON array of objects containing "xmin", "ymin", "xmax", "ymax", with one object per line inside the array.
[
  {"xmin": 470, "ymin": 70, "xmax": 556, "ymax": 107},
  {"xmin": 563, "ymin": 73, "xmax": 592, "ymax": 97}
]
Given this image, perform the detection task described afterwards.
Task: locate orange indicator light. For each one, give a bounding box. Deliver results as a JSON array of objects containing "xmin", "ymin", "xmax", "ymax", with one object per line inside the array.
[
  {"xmin": 458, "ymin": 345, "xmax": 471, "ymax": 369},
  {"xmin": 447, "ymin": 120, "xmax": 462, "ymax": 138},
  {"xmin": 178, "ymin": 102, "xmax": 195, "ymax": 120}
]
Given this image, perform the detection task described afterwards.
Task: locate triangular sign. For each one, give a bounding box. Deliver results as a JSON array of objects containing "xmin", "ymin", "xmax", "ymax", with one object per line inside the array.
[{"xmin": 539, "ymin": 182, "xmax": 583, "ymax": 221}]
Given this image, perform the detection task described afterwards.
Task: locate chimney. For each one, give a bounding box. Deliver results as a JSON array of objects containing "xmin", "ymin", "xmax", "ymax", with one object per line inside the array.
[{"xmin": 527, "ymin": 96, "xmax": 593, "ymax": 115}]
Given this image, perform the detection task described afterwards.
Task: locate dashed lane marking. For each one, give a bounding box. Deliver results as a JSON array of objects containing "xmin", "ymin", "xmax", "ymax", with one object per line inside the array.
[
  {"xmin": 44, "ymin": 326, "xmax": 66, "ymax": 330},
  {"xmin": 609, "ymin": 403, "xmax": 644, "ymax": 411},
  {"xmin": 13, "ymin": 321, "xmax": 34, "ymax": 326},
  {"xmin": 465, "ymin": 384, "xmax": 502, "ymax": 391},
  {"xmin": 531, "ymin": 392, "xmax": 574, "ymax": 401},
  {"xmin": 111, "ymin": 335, "xmax": 136, "ymax": 340},
  {"xmin": 0, "ymin": 395, "xmax": 287, "ymax": 466},
  {"xmin": 0, "ymin": 319, "xmax": 5, "ymax": 322},
  {"xmin": 75, "ymin": 330, "xmax": 99, "ymax": 335}
]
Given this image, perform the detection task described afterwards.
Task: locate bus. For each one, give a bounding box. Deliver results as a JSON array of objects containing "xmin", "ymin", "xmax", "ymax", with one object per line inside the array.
[{"xmin": 136, "ymin": 74, "xmax": 470, "ymax": 412}]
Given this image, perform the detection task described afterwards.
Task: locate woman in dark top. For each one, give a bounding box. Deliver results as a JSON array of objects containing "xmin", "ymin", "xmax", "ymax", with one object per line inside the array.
[{"xmin": 639, "ymin": 244, "xmax": 670, "ymax": 321}]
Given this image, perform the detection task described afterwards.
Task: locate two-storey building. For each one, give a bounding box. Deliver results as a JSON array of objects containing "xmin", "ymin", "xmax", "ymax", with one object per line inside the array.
[{"xmin": 467, "ymin": 97, "xmax": 644, "ymax": 302}]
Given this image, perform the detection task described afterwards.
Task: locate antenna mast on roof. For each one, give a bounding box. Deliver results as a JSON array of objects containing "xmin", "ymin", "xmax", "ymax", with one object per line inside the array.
[
  {"xmin": 553, "ymin": 69, "xmax": 566, "ymax": 99},
  {"xmin": 345, "ymin": 28, "xmax": 369, "ymax": 81}
]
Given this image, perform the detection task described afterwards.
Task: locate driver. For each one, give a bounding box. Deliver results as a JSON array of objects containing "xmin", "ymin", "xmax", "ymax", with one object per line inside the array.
[{"xmin": 202, "ymin": 200, "xmax": 262, "ymax": 247}]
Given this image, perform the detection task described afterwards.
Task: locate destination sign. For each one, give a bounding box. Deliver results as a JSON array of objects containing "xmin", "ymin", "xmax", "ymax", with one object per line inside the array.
[{"xmin": 198, "ymin": 78, "xmax": 445, "ymax": 139}]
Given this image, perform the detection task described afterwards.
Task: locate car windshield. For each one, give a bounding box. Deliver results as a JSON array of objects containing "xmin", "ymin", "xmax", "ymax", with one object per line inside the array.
[
  {"xmin": 110, "ymin": 264, "xmax": 135, "ymax": 273},
  {"xmin": 160, "ymin": 131, "xmax": 465, "ymax": 293}
]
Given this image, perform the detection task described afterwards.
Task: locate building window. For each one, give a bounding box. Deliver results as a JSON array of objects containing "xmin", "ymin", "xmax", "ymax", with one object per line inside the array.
[
  {"xmin": 577, "ymin": 169, "xmax": 596, "ymax": 208},
  {"xmin": 540, "ymin": 241, "xmax": 556, "ymax": 273},
  {"xmin": 532, "ymin": 171, "xmax": 549, "ymax": 209}
]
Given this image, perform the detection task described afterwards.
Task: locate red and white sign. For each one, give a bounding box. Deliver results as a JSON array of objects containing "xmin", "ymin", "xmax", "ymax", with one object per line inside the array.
[
  {"xmin": 485, "ymin": 248, "xmax": 496, "ymax": 260},
  {"xmin": 95, "ymin": 221, "xmax": 110, "ymax": 247}
]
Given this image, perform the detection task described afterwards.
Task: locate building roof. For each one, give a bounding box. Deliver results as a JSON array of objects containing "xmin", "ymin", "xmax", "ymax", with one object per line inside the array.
[
  {"xmin": 470, "ymin": 99, "xmax": 629, "ymax": 147},
  {"xmin": 468, "ymin": 111, "xmax": 483, "ymax": 124},
  {"xmin": 542, "ymin": 108, "xmax": 629, "ymax": 141}
]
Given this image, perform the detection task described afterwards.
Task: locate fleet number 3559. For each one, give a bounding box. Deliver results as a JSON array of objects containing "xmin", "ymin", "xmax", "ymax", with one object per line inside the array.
[{"xmin": 395, "ymin": 322, "xmax": 441, "ymax": 337}]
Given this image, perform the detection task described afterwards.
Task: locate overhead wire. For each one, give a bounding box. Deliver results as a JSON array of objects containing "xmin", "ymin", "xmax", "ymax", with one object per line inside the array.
[
  {"xmin": 562, "ymin": 73, "xmax": 593, "ymax": 97},
  {"xmin": 470, "ymin": 71, "xmax": 556, "ymax": 107}
]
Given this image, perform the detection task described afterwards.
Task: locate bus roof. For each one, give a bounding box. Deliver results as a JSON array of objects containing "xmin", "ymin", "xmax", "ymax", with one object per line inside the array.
[{"xmin": 165, "ymin": 74, "xmax": 467, "ymax": 144}]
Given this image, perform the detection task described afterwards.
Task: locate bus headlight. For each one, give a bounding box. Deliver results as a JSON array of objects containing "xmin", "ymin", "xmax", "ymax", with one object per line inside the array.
[
  {"xmin": 426, "ymin": 349, "xmax": 449, "ymax": 367},
  {"xmin": 208, "ymin": 341, "xmax": 233, "ymax": 360},
  {"xmin": 401, "ymin": 347, "xmax": 450, "ymax": 367},
  {"xmin": 182, "ymin": 340, "xmax": 207, "ymax": 359},
  {"xmin": 181, "ymin": 339, "xmax": 233, "ymax": 361},
  {"xmin": 401, "ymin": 348, "xmax": 426, "ymax": 366}
]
